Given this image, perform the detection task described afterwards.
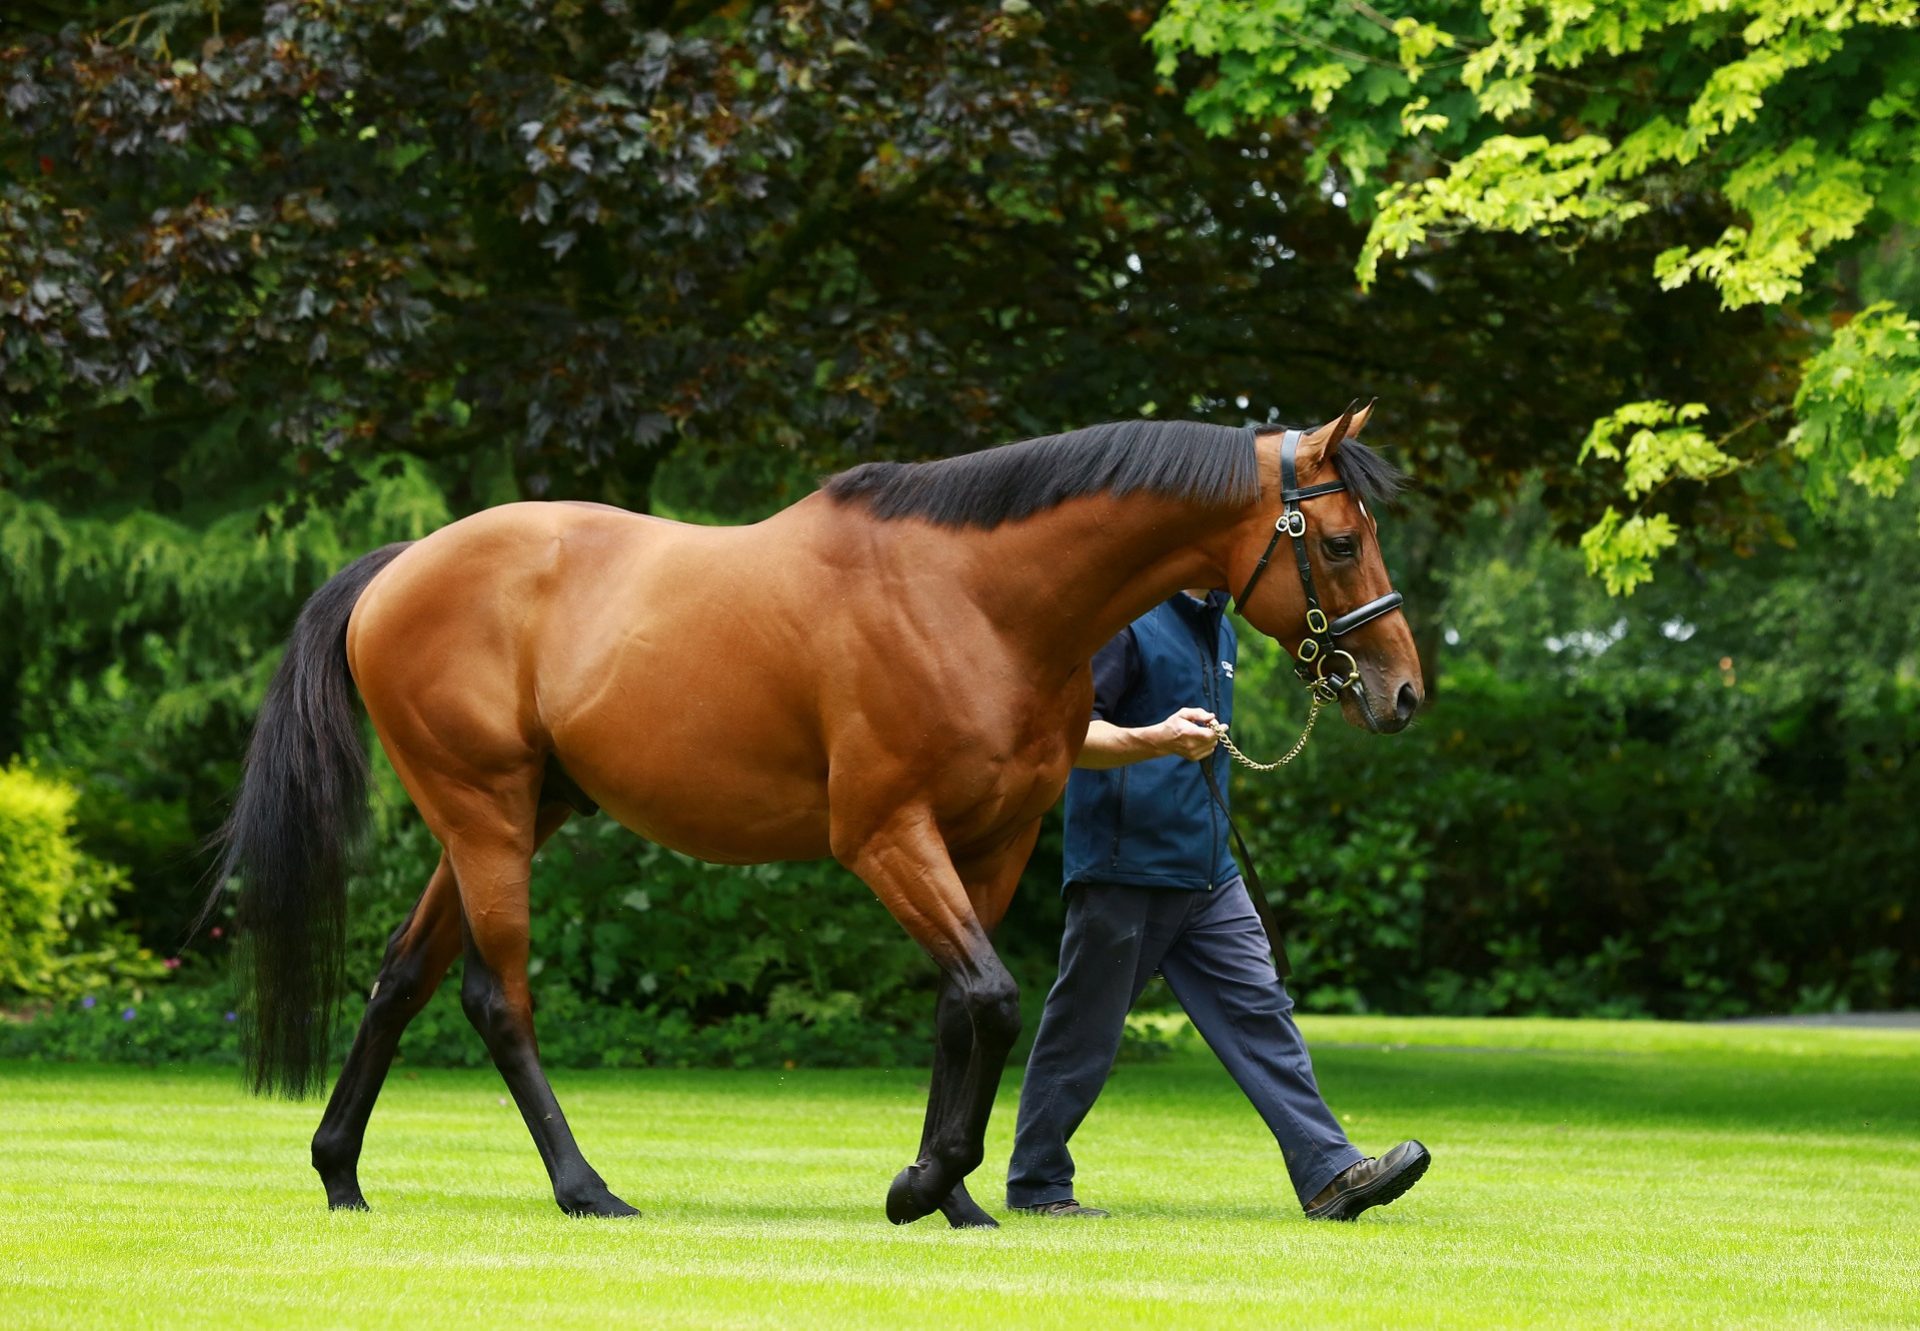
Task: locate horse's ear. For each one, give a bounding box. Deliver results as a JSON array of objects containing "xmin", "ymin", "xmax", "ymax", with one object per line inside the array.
[
  {"xmin": 1348, "ymin": 398, "xmax": 1376, "ymax": 439},
  {"xmin": 1313, "ymin": 398, "xmax": 1370, "ymax": 462}
]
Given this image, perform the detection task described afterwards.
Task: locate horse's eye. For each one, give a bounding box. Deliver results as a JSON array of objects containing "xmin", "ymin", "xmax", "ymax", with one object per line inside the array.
[{"xmin": 1324, "ymin": 534, "xmax": 1358, "ymax": 560}]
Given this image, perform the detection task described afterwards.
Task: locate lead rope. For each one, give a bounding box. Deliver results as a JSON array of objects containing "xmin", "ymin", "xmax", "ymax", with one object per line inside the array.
[{"xmin": 1207, "ymin": 693, "xmax": 1324, "ymax": 771}]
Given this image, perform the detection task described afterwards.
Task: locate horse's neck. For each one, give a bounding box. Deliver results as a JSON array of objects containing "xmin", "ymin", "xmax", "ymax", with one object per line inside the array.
[{"xmin": 887, "ymin": 492, "xmax": 1240, "ymax": 673}]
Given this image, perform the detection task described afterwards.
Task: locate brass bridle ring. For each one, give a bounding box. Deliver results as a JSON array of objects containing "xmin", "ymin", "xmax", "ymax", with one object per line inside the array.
[{"xmin": 1314, "ymin": 648, "xmax": 1360, "ymax": 693}]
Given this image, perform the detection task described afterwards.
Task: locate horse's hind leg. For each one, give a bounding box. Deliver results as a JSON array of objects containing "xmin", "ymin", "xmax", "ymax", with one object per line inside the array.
[
  {"xmin": 446, "ymin": 804, "xmax": 636, "ymax": 1219},
  {"xmin": 309, "ymin": 803, "xmax": 577, "ymax": 1211},
  {"xmin": 309, "ymin": 852, "xmax": 462, "ymax": 1210}
]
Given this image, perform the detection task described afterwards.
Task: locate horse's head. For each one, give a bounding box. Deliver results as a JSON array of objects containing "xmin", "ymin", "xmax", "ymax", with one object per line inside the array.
[{"xmin": 1227, "ymin": 402, "xmax": 1423, "ymax": 734}]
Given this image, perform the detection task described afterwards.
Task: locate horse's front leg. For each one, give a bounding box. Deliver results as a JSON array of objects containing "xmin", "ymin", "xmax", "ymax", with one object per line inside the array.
[
  {"xmin": 924, "ymin": 825, "xmax": 1040, "ymax": 1229},
  {"xmin": 838, "ymin": 810, "xmax": 1032, "ymax": 1226},
  {"xmin": 920, "ymin": 974, "xmax": 1000, "ymax": 1228}
]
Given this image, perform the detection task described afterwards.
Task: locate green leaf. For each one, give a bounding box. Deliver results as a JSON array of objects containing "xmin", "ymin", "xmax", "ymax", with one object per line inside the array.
[{"xmin": 1579, "ymin": 508, "xmax": 1679, "ymax": 597}]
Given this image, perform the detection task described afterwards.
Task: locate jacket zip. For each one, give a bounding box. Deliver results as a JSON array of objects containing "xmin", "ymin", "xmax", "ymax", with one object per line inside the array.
[{"xmin": 1190, "ymin": 610, "xmax": 1223, "ymax": 890}]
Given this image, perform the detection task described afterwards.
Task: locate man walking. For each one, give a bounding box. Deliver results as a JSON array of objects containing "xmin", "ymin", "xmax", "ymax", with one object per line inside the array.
[{"xmin": 1005, "ymin": 588, "xmax": 1429, "ymax": 1221}]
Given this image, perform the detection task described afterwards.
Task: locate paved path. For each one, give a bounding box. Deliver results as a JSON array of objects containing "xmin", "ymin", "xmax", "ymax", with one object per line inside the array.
[{"xmin": 1719, "ymin": 1012, "xmax": 1920, "ymax": 1029}]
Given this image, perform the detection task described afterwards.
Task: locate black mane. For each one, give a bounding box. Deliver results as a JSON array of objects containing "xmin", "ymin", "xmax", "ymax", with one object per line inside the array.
[
  {"xmin": 821, "ymin": 418, "xmax": 1402, "ymax": 528},
  {"xmin": 1324, "ymin": 435, "xmax": 1404, "ymax": 510},
  {"xmin": 821, "ymin": 420, "xmax": 1258, "ymax": 529}
]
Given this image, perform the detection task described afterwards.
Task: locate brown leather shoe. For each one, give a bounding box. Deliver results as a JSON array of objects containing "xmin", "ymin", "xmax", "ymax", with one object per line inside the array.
[
  {"xmin": 1305, "ymin": 1140, "xmax": 1430, "ymax": 1221},
  {"xmin": 1011, "ymin": 1198, "xmax": 1111, "ymax": 1218}
]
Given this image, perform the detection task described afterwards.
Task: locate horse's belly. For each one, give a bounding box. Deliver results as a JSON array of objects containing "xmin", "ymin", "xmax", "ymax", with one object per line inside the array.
[
  {"xmin": 558, "ymin": 743, "xmax": 833, "ymax": 866},
  {"xmin": 609, "ymin": 789, "xmax": 832, "ymax": 866}
]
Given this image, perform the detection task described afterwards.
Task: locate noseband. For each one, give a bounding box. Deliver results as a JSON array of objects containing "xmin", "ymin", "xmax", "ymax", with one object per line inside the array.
[{"xmin": 1233, "ymin": 428, "xmax": 1404, "ymax": 703}]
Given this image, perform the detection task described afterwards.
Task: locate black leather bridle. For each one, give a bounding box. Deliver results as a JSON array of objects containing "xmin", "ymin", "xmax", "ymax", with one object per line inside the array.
[{"xmin": 1233, "ymin": 427, "xmax": 1405, "ymax": 703}]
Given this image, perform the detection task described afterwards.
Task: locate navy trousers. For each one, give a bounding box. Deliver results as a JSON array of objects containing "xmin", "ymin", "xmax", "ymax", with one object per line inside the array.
[{"xmin": 1005, "ymin": 878, "xmax": 1363, "ymax": 1209}]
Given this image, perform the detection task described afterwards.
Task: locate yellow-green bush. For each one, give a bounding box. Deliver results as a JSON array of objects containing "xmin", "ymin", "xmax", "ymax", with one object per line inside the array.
[{"xmin": 0, "ymin": 763, "xmax": 161, "ymax": 999}]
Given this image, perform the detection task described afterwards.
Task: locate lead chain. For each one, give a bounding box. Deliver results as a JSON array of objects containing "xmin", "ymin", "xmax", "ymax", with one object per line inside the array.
[{"xmin": 1208, "ymin": 694, "xmax": 1323, "ymax": 772}]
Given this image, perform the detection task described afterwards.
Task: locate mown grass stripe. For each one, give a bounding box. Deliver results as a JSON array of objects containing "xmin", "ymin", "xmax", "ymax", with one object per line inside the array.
[{"xmin": 2, "ymin": 1016, "xmax": 1914, "ymax": 1330}]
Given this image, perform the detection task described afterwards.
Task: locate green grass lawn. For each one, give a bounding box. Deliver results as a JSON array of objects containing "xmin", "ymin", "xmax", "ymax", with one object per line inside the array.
[{"xmin": 2, "ymin": 1016, "xmax": 1915, "ymax": 1329}]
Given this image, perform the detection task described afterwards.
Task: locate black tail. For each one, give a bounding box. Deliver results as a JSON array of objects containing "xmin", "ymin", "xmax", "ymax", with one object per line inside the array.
[{"xmin": 196, "ymin": 542, "xmax": 413, "ymax": 1098}]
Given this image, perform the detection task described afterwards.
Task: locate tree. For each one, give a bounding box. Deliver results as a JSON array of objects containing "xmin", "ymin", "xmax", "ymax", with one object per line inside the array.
[
  {"xmin": 1150, "ymin": 0, "xmax": 1920, "ymax": 591},
  {"xmin": 4, "ymin": 3, "xmax": 1905, "ymax": 1023},
  {"xmin": 7, "ymin": 1, "xmax": 1790, "ymax": 520},
  {"xmin": 4, "ymin": 1, "xmax": 1820, "ymax": 783},
  {"xmin": 7, "ymin": 0, "xmax": 1181, "ymax": 509}
]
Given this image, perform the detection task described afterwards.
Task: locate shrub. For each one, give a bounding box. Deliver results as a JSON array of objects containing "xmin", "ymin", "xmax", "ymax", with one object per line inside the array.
[
  {"xmin": 0, "ymin": 980, "xmax": 935, "ymax": 1072},
  {"xmin": 1219, "ymin": 495, "xmax": 1920, "ymax": 1019},
  {"xmin": 0, "ymin": 762, "xmax": 164, "ymax": 1000},
  {"xmin": 337, "ymin": 789, "xmax": 944, "ymax": 1045}
]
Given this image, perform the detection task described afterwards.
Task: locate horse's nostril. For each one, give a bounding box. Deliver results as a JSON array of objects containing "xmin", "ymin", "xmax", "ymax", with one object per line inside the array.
[{"xmin": 1395, "ymin": 682, "xmax": 1420, "ymax": 723}]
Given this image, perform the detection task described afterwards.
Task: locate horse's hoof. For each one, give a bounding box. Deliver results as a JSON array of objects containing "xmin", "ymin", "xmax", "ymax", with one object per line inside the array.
[
  {"xmin": 945, "ymin": 1209, "xmax": 999, "ymax": 1230},
  {"xmin": 886, "ymin": 1167, "xmax": 934, "ymax": 1225},
  {"xmin": 324, "ymin": 1184, "xmax": 370, "ymax": 1212},
  {"xmin": 938, "ymin": 1185, "xmax": 1000, "ymax": 1229},
  {"xmin": 559, "ymin": 1189, "xmax": 641, "ymax": 1219}
]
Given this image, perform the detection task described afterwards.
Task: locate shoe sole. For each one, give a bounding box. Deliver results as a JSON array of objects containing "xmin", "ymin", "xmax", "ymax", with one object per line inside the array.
[{"xmin": 1305, "ymin": 1142, "xmax": 1431, "ymax": 1222}]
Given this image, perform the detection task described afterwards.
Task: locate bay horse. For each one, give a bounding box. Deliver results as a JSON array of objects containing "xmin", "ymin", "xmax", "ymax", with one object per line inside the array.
[{"xmin": 202, "ymin": 402, "xmax": 1421, "ymax": 1226}]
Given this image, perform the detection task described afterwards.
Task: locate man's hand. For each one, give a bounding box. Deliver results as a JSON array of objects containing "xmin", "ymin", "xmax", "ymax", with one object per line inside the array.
[
  {"xmin": 1153, "ymin": 707, "xmax": 1220, "ymax": 761},
  {"xmin": 1077, "ymin": 707, "xmax": 1219, "ymax": 769}
]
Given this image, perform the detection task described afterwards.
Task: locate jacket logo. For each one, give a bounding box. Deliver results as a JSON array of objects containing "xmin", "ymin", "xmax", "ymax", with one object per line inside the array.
[{"xmin": 1220, "ymin": 661, "xmax": 1234, "ymax": 678}]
